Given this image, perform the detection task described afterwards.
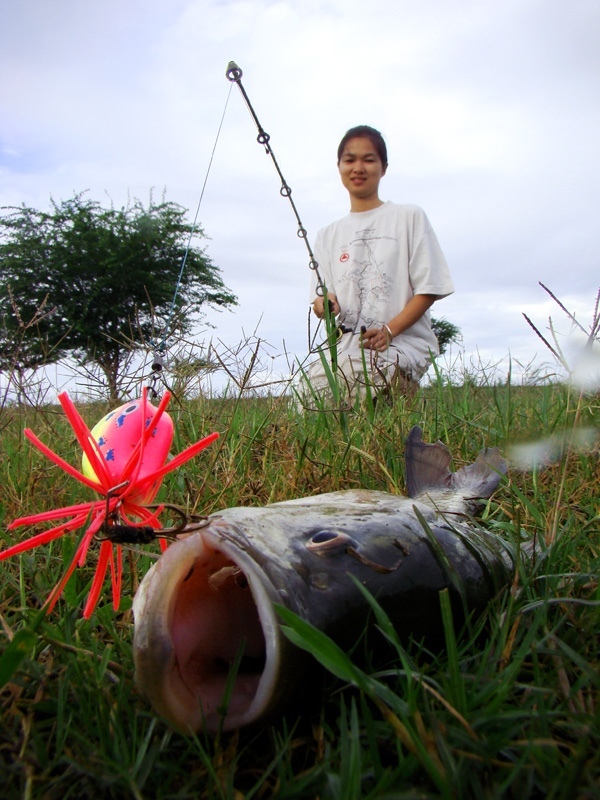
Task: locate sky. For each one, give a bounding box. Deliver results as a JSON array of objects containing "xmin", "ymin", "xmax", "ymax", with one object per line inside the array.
[{"xmin": 1, "ymin": 0, "xmax": 599, "ymax": 396}]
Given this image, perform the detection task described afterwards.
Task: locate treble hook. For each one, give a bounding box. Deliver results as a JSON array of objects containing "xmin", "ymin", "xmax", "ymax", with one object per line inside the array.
[{"xmin": 100, "ymin": 505, "xmax": 210, "ymax": 545}]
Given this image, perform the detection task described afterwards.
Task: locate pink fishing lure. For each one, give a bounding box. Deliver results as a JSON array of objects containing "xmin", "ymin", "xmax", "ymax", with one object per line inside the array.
[
  {"xmin": 0, "ymin": 388, "xmax": 218, "ymax": 618},
  {"xmin": 81, "ymin": 395, "xmax": 175, "ymax": 505}
]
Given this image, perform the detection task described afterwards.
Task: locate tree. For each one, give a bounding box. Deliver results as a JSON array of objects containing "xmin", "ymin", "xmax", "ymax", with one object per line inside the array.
[
  {"xmin": 431, "ymin": 317, "xmax": 461, "ymax": 356},
  {"xmin": 0, "ymin": 193, "xmax": 237, "ymax": 401}
]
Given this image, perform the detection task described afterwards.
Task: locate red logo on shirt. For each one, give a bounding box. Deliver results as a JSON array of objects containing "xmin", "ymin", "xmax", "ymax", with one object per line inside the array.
[{"xmin": 340, "ymin": 252, "xmax": 349, "ymax": 262}]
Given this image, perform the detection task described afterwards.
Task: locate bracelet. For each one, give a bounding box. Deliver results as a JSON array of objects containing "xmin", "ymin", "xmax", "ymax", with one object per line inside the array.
[{"xmin": 383, "ymin": 324, "xmax": 393, "ymax": 340}]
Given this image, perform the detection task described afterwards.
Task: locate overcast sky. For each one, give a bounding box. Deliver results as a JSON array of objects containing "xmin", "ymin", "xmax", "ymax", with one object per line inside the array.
[{"xmin": 1, "ymin": 0, "xmax": 599, "ymax": 394}]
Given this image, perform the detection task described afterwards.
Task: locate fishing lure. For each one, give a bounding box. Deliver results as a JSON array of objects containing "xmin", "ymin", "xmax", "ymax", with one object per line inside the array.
[{"xmin": 0, "ymin": 388, "xmax": 218, "ymax": 618}]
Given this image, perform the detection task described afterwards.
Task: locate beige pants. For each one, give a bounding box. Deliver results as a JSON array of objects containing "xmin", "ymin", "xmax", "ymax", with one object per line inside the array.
[{"xmin": 298, "ymin": 334, "xmax": 421, "ymax": 405}]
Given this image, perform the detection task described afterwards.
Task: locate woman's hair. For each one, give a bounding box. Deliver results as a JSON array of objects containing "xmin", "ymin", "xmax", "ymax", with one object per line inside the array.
[{"xmin": 337, "ymin": 125, "xmax": 388, "ymax": 168}]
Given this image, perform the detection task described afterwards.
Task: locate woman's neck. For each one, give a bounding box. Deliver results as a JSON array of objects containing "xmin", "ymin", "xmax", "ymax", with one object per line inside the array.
[{"xmin": 350, "ymin": 197, "xmax": 385, "ymax": 213}]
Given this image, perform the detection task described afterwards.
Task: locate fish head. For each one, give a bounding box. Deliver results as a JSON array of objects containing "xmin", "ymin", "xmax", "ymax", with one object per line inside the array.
[{"xmin": 132, "ymin": 517, "xmax": 291, "ymax": 734}]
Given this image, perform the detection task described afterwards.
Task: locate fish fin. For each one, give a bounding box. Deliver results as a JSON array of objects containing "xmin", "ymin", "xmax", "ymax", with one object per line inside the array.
[
  {"xmin": 405, "ymin": 426, "xmax": 453, "ymax": 498},
  {"xmin": 405, "ymin": 426, "xmax": 507, "ymax": 504},
  {"xmin": 448, "ymin": 447, "xmax": 508, "ymax": 501}
]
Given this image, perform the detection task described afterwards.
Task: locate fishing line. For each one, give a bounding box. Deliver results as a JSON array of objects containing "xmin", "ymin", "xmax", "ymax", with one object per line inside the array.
[{"xmin": 148, "ymin": 81, "xmax": 234, "ymax": 396}]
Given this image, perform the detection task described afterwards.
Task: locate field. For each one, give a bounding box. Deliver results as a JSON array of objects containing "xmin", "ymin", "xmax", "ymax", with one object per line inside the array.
[{"xmin": 0, "ymin": 366, "xmax": 598, "ymax": 799}]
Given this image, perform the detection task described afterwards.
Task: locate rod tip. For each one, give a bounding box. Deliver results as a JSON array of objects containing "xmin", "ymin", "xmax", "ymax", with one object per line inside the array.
[{"xmin": 226, "ymin": 61, "xmax": 243, "ymax": 82}]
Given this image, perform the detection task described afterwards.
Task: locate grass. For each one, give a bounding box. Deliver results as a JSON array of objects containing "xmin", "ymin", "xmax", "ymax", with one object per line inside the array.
[{"xmin": 0, "ymin": 366, "xmax": 598, "ymax": 798}]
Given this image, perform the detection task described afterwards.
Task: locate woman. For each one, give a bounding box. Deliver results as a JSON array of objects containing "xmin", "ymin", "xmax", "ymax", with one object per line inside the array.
[{"xmin": 302, "ymin": 125, "xmax": 454, "ymax": 403}]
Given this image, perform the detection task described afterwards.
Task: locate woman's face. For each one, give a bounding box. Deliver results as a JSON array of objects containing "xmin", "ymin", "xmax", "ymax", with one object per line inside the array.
[{"xmin": 338, "ymin": 136, "xmax": 387, "ymax": 203}]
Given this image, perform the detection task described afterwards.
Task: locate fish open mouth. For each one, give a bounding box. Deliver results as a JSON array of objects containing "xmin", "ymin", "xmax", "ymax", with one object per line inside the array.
[{"xmin": 133, "ymin": 527, "xmax": 281, "ymax": 733}]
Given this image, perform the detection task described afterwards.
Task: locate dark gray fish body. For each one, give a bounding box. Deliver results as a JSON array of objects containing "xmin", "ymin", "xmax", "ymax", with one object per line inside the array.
[{"xmin": 133, "ymin": 427, "xmax": 514, "ymax": 733}]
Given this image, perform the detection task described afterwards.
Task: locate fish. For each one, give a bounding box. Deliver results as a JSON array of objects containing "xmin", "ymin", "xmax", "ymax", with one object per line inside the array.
[{"xmin": 133, "ymin": 426, "xmax": 518, "ymax": 734}]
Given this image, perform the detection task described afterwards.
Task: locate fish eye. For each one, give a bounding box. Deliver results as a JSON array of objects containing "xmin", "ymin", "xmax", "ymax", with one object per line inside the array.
[
  {"xmin": 311, "ymin": 531, "xmax": 338, "ymax": 543},
  {"xmin": 306, "ymin": 530, "xmax": 356, "ymax": 554}
]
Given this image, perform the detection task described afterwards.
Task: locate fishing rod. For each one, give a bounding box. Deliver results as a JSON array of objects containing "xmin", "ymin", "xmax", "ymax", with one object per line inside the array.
[
  {"xmin": 225, "ymin": 61, "xmax": 326, "ymax": 298},
  {"xmin": 226, "ymin": 61, "xmax": 346, "ymax": 368}
]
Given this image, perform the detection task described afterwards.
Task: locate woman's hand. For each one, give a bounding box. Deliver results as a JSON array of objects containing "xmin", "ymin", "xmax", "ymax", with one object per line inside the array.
[
  {"xmin": 362, "ymin": 295, "xmax": 437, "ymax": 351},
  {"xmin": 361, "ymin": 325, "xmax": 393, "ymax": 351},
  {"xmin": 313, "ymin": 293, "xmax": 340, "ymax": 318}
]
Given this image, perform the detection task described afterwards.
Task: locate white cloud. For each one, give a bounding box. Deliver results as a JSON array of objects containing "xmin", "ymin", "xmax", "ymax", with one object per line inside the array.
[{"xmin": 1, "ymin": 0, "xmax": 599, "ymax": 392}]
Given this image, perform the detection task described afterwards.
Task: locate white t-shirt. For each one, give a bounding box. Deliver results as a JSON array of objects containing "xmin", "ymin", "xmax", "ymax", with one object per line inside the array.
[{"xmin": 311, "ymin": 202, "xmax": 454, "ymax": 373}]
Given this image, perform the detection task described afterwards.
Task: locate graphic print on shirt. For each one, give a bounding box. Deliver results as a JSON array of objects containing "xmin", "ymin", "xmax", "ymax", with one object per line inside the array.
[{"xmin": 338, "ymin": 227, "xmax": 397, "ymax": 331}]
